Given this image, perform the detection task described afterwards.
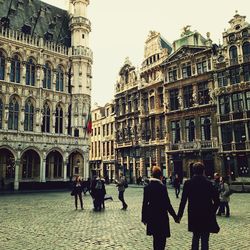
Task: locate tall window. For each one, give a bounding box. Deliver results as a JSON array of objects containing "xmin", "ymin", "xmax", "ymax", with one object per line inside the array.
[
  {"xmin": 219, "ymin": 95, "xmax": 230, "ymax": 114},
  {"xmin": 198, "ymin": 82, "xmax": 209, "ymax": 105},
  {"xmin": 185, "ymin": 118, "xmax": 195, "ymax": 141},
  {"xmin": 8, "ymin": 97, "xmax": 19, "ymax": 130},
  {"xmin": 0, "ymin": 98, "xmax": 3, "ymax": 129},
  {"xmin": 151, "ymin": 117, "xmax": 155, "ymax": 140},
  {"xmin": 0, "ymin": 51, "xmax": 5, "ymax": 80},
  {"xmin": 242, "ymin": 42, "xmax": 250, "ymax": 62},
  {"xmin": 43, "ymin": 63, "xmax": 51, "ymax": 89},
  {"xmin": 221, "ymin": 124, "xmax": 232, "ymax": 148},
  {"xmin": 183, "ymin": 85, "xmax": 193, "ymax": 108},
  {"xmin": 217, "ymin": 71, "xmax": 227, "ymax": 87},
  {"xmin": 42, "ymin": 103, "xmax": 50, "ymax": 133},
  {"xmin": 10, "ymin": 55, "xmax": 20, "ymax": 83},
  {"xmin": 243, "ymin": 64, "xmax": 250, "ymax": 82},
  {"xmin": 168, "ymin": 68, "xmax": 177, "ymax": 82},
  {"xmin": 26, "ymin": 58, "xmax": 35, "ymax": 86},
  {"xmin": 246, "ymin": 91, "xmax": 250, "ymax": 110},
  {"xmin": 201, "ymin": 116, "xmax": 211, "ymax": 140},
  {"xmin": 229, "ymin": 46, "xmax": 238, "ymax": 65},
  {"xmin": 159, "ymin": 115, "xmax": 165, "ymax": 139},
  {"xmin": 169, "ymin": 89, "xmax": 179, "ymax": 111},
  {"xmin": 232, "ymin": 92, "xmax": 243, "ymax": 112},
  {"xmin": 158, "ymin": 88, "xmax": 164, "ymax": 107},
  {"xmin": 143, "ymin": 95, "xmax": 149, "ymax": 112},
  {"xmin": 229, "ymin": 67, "xmax": 240, "ymax": 84},
  {"xmin": 150, "ymin": 96, "xmax": 155, "ymax": 110},
  {"xmin": 24, "ymin": 100, "xmax": 34, "ymax": 131},
  {"xmin": 67, "ymin": 105, "xmax": 72, "ymax": 135},
  {"xmin": 171, "ymin": 120, "xmax": 181, "ymax": 143},
  {"xmin": 56, "ymin": 66, "xmax": 64, "ymax": 91},
  {"xmin": 196, "ymin": 60, "xmax": 207, "ymax": 74},
  {"xmin": 55, "ymin": 105, "xmax": 63, "ymax": 134},
  {"xmin": 182, "ymin": 64, "xmax": 191, "ymax": 78}
]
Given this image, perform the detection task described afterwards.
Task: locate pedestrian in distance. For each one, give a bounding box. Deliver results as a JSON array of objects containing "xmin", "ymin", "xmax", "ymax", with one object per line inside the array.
[
  {"xmin": 72, "ymin": 175, "xmax": 84, "ymax": 210},
  {"xmin": 142, "ymin": 166, "xmax": 179, "ymax": 250},
  {"xmin": 173, "ymin": 174, "xmax": 181, "ymax": 198},
  {"xmin": 115, "ymin": 173, "xmax": 128, "ymax": 210},
  {"xmin": 91, "ymin": 175, "xmax": 105, "ymax": 211},
  {"xmin": 177, "ymin": 162, "xmax": 220, "ymax": 250},
  {"xmin": 217, "ymin": 176, "xmax": 231, "ymax": 217}
]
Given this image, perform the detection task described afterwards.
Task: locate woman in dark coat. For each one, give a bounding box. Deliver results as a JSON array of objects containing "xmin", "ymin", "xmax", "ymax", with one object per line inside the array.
[
  {"xmin": 177, "ymin": 162, "xmax": 220, "ymax": 250},
  {"xmin": 72, "ymin": 175, "xmax": 84, "ymax": 210},
  {"xmin": 142, "ymin": 166, "xmax": 179, "ymax": 250}
]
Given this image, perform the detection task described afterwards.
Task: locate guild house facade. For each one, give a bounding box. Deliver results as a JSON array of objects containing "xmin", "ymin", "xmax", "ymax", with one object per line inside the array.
[{"xmin": 0, "ymin": 0, "xmax": 92, "ymax": 190}]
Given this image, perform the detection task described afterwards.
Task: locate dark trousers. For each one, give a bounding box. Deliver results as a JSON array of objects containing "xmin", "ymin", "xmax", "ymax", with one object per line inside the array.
[
  {"xmin": 175, "ymin": 186, "xmax": 180, "ymax": 198},
  {"xmin": 192, "ymin": 232, "xmax": 210, "ymax": 250},
  {"xmin": 74, "ymin": 193, "xmax": 83, "ymax": 209},
  {"xmin": 218, "ymin": 201, "xmax": 230, "ymax": 216},
  {"xmin": 153, "ymin": 234, "xmax": 167, "ymax": 250},
  {"xmin": 118, "ymin": 191, "xmax": 127, "ymax": 208}
]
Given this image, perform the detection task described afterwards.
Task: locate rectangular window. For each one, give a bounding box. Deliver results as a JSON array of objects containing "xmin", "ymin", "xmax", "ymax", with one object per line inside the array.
[
  {"xmin": 168, "ymin": 69, "xmax": 177, "ymax": 82},
  {"xmin": 150, "ymin": 96, "xmax": 155, "ymax": 110},
  {"xmin": 232, "ymin": 92, "xmax": 243, "ymax": 112},
  {"xmin": 98, "ymin": 127, "xmax": 100, "ymax": 135},
  {"xmin": 243, "ymin": 64, "xmax": 250, "ymax": 82},
  {"xmin": 230, "ymin": 67, "xmax": 240, "ymax": 84},
  {"xmin": 169, "ymin": 89, "xmax": 179, "ymax": 111},
  {"xmin": 196, "ymin": 61, "xmax": 207, "ymax": 74},
  {"xmin": 185, "ymin": 118, "xmax": 195, "ymax": 141},
  {"xmin": 198, "ymin": 82, "xmax": 209, "ymax": 105},
  {"xmin": 246, "ymin": 91, "xmax": 250, "ymax": 110},
  {"xmin": 151, "ymin": 117, "xmax": 155, "ymax": 140},
  {"xmin": 171, "ymin": 120, "xmax": 181, "ymax": 143},
  {"xmin": 103, "ymin": 142, "xmax": 105, "ymax": 156},
  {"xmin": 103, "ymin": 125, "xmax": 105, "ymax": 136},
  {"xmin": 221, "ymin": 124, "xmax": 232, "ymax": 150},
  {"xmin": 159, "ymin": 115, "xmax": 165, "ymax": 139},
  {"xmin": 183, "ymin": 85, "xmax": 193, "ymax": 108},
  {"xmin": 217, "ymin": 71, "xmax": 228, "ymax": 87},
  {"xmin": 98, "ymin": 141, "xmax": 100, "ymax": 157},
  {"xmin": 94, "ymin": 142, "xmax": 97, "ymax": 158},
  {"xmin": 219, "ymin": 95, "xmax": 231, "ymax": 114},
  {"xmin": 182, "ymin": 65, "xmax": 192, "ymax": 78},
  {"xmin": 107, "ymin": 141, "xmax": 110, "ymax": 156},
  {"xmin": 106, "ymin": 123, "xmax": 109, "ymax": 135}
]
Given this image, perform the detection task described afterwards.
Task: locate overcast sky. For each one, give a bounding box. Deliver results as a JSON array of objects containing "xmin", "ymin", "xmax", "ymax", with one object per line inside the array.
[{"xmin": 43, "ymin": 0, "xmax": 250, "ymax": 106}]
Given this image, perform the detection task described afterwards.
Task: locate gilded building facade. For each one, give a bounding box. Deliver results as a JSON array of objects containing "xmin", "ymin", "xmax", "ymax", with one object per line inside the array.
[
  {"xmin": 0, "ymin": 0, "xmax": 92, "ymax": 190},
  {"xmin": 163, "ymin": 28, "xmax": 220, "ymax": 180},
  {"xmin": 213, "ymin": 13, "xmax": 250, "ymax": 180},
  {"xmin": 89, "ymin": 102, "xmax": 116, "ymax": 180}
]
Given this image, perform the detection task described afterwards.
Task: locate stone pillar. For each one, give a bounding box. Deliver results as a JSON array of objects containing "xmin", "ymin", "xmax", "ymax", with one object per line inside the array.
[
  {"xmin": 63, "ymin": 161, "xmax": 67, "ymax": 181},
  {"xmin": 84, "ymin": 151, "xmax": 90, "ymax": 179},
  {"xmin": 41, "ymin": 159, "xmax": 46, "ymax": 182},
  {"xmin": 14, "ymin": 159, "xmax": 20, "ymax": 190}
]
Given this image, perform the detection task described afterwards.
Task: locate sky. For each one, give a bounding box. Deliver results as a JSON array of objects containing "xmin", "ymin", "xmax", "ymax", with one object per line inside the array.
[{"xmin": 43, "ymin": 0, "xmax": 250, "ymax": 106}]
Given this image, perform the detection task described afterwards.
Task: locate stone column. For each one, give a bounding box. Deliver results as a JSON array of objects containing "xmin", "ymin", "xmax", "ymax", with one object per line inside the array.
[
  {"xmin": 41, "ymin": 159, "xmax": 46, "ymax": 182},
  {"xmin": 63, "ymin": 161, "xmax": 67, "ymax": 181},
  {"xmin": 84, "ymin": 151, "xmax": 90, "ymax": 179},
  {"xmin": 14, "ymin": 159, "xmax": 20, "ymax": 191}
]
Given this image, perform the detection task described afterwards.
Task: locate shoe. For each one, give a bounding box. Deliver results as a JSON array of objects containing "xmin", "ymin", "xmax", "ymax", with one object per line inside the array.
[{"xmin": 216, "ymin": 213, "xmax": 221, "ymax": 216}]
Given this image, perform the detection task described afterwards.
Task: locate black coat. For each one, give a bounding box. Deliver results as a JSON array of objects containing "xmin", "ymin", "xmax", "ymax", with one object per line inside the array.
[
  {"xmin": 141, "ymin": 179, "xmax": 177, "ymax": 237},
  {"xmin": 177, "ymin": 175, "xmax": 220, "ymax": 233}
]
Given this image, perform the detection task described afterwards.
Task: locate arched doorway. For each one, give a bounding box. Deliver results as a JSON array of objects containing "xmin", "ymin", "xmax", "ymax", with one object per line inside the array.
[
  {"xmin": 46, "ymin": 151, "xmax": 63, "ymax": 179},
  {"xmin": 68, "ymin": 151, "xmax": 84, "ymax": 179},
  {"xmin": 0, "ymin": 148, "xmax": 15, "ymax": 189},
  {"xmin": 21, "ymin": 149, "xmax": 40, "ymax": 179}
]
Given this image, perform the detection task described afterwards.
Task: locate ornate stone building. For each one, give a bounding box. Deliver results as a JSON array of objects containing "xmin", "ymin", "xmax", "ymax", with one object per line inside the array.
[
  {"xmin": 163, "ymin": 27, "xmax": 220, "ymax": 180},
  {"xmin": 213, "ymin": 12, "xmax": 250, "ymax": 180},
  {"xmin": 140, "ymin": 31, "xmax": 171, "ymax": 177},
  {"xmin": 114, "ymin": 58, "xmax": 141, "ymax": 182},
  {"xmin": 89, "ymin": 102, "xmax": 116, "ymax": 180},
  {"xmin": 0, "ymin": 0, "xmax": 92, "ymax": 190}
]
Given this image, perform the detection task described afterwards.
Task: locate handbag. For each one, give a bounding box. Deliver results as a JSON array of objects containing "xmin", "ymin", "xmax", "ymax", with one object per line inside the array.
[{"xmin": 70, "ymin": 190, "xmax": 75, "ymax": 196}]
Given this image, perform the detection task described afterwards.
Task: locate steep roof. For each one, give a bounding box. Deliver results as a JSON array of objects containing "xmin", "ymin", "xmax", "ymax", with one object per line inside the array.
[{"xmin": 0, "ymin": 0, "xmax": 71, "ymax": 47}]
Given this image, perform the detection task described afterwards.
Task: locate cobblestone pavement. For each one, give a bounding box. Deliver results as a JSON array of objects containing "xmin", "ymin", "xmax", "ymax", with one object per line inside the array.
[{"xmin": 0, "ymin": 185, "xmax": 249, "ymax": 250}]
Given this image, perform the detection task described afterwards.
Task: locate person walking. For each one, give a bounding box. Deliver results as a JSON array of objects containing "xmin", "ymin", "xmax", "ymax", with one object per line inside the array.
[
  {"xmin": 72, "ymin": 175, "xmax": 84, "ymax": 210},
  {"xmin": 173, "ymin": 174, "xmax": 181, "ymax": 198},
  {"xmin": 177, "ymin": 162, "xmax": 220, "ymax": 250},
  {"xmin": 217, "ymin": 177, "xmax": 230, "ymax": 217},
  {"xmin": 142, "ymin": 166, "xmax": 179, "ymax": 250},
  {"xmin": 116, "ymin": 173, "xmax": 128, "ymax": 210}
]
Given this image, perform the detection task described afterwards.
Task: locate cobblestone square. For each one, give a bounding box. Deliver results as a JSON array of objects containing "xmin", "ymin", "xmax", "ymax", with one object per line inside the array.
[{"xmin": 0, "ymin": 186, "xmax": 249, "ymax": 250}]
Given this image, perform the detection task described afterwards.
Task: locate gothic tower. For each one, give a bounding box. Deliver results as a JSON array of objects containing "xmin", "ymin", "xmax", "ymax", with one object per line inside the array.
[{"xmin": 69, "ymin": 0, "xmax": 92, "ymax": 138}]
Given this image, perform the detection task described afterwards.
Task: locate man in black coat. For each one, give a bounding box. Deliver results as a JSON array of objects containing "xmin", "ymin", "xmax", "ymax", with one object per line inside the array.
[
  {"xmin": 177, "ymin": 162, "xmax": 220, "ymax": 250},
  {"xmin": 142, "ymin": 166, "xmax": 179, "ymax": 250}
]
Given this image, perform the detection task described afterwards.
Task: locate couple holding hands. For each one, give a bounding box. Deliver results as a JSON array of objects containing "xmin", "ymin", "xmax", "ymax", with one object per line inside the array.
[{"xmin": 142, "ymin": 163, "xmax": 220, "ymax": 250}]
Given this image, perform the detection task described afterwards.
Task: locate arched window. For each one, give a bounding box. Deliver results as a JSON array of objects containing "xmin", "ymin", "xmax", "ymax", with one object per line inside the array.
[
  {"xmin": 0, "ymin": 51, "xmax": 5, "ymax": 80},
  {"xmin": 55, "ymin": 105, "xmax": 63, "ymax": 134},
  {"xmin": 229, "ymin": 46, "xmax": 238, "ymax": 59},
  {"xmin": 42, "ymin": 103, "xmax": 50, "ymax": 133},
  {"xmin": 10, "ymin": 55, "xmax": 20, "ymax": 83},
  {"xmin": 201, "ymin": 116, "xmax": 211, "ymax": 141},
  {"xmin": 56, "ymin": 66, "xmax": 64, "ymax": 91},
  {"xmin": 26, "ymin": 58, "xmax": 35, "ymax": 86},
  {"xmin": 8, "ymin": 97, "xmax": 19, "ymax": 130},
  {"xmin": 0, "ymin": 98, "xmax": 3, "ymax": 129},
  {"xmin": 242, "ymin": 42, "xmax": 250, "ymax": 63},
  {"xmin": 24, "ymin": 100, "xmax": 34, "ymax": 131},
  {"xmin": 43, "ymin": 63, "xmax": 51, "ymax": 89}
]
